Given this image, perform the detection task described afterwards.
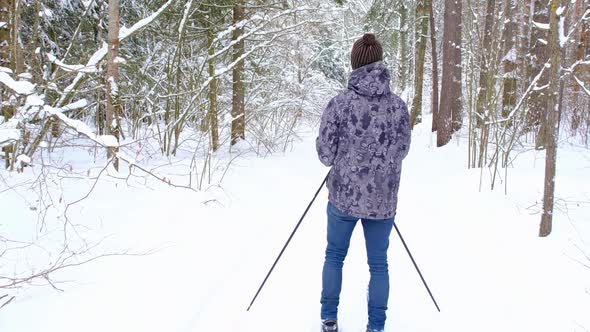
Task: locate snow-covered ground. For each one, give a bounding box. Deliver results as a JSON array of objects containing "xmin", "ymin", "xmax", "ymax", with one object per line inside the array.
[{"xmin": 1, "ymin": 119, "xmax": 589, "ymax": 332}]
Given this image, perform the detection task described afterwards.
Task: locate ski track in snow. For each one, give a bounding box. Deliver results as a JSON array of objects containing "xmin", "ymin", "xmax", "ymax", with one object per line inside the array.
[{"xmin": 1, "ymin": 119, "xmax": 589, "ymax": 332}]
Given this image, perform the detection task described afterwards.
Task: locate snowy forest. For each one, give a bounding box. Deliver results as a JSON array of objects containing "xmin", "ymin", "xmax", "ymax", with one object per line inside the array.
[{"xmin": 1, "ymin": 0, "xmax": 589, "ymax": 331}]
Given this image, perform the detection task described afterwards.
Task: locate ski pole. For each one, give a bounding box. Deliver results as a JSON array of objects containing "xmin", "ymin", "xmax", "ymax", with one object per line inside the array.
[
  {"xmin": 247, "ymin": 173, "xmax": 329, "ymax": 311},
  {"xmin": 393, "ymin": 222, "xmax": 441, "ymax": 312}
]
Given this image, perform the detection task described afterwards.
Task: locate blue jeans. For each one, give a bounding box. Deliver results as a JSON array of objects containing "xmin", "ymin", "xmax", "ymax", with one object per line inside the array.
[{"xmin": 321, "ymin": 202, "xmax": 394, "ymax": 331}]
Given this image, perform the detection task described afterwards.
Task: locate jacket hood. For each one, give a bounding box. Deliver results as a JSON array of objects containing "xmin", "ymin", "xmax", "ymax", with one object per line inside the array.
[{"xmin": 347, "ymin": 61, "xmax": 391, "ymax": 97}]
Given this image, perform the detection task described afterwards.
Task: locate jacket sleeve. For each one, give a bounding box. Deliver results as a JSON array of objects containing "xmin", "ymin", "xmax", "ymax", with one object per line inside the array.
[
  {"xmin": 397, "ymin": 101, "xmax": 412, "ymax": 160},
  {"xmin": 316, "ymin": 97, "xmax": 340, "ymax": 166}
]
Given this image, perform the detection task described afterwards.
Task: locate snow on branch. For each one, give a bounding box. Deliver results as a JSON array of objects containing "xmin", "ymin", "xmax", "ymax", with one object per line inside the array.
[
  {"xmin": 0, "ymin": 72, "xmax": 35, "ymax": 95},
  {"xmin": 57, "ymin": 0, "xmax": 176, "ymax": 106},
  {"xmin": 119, "ymin": 0, "xmax": 176, "ymax": 40},
  {"xmin": 46, "ymin": 53, "xmax": 98, "ymax": 73},
  {"xmin": 208, "ymin": 6, "xmax": 314, "ymax": 60},
  {"xmin": 574, "ymin": 76, "xmax": 590, "ymax": 97},
  {"xmin": 559, "ymin": 15, "xmax": 566, "ymax": 47},
  {"xmin": 561, "ymin": 9, "xmax": 590, "ymax": 47},
  {"xmin": 0, "ymin": 119, "xmax": 20, "ymax": 148},
  {"xmin": 172, "ymin": 24, "xmax": 307, "ymax": 131},
  {"xmin": 533, "ymin": 21, "xmax": 550, "ymax": 30},
  {"xmin": 43, "ymin": 101, "xmax": 119, "ymax": 148},
  {"xmin": 41, "ymin": 104, "xmax": 192, "ymax": 190},
  {"xmin": 178, "ymin": 0, "xmax": 194, "ymax": 37},
  {"xmin": 487, "ymin": 63, "xmax": 549, "ymax": 125},
  {"xmin": 562, "ymin": 60, "xmax": 590, "ymax": 77},
  {"xmin": 165, "ymin": 7, "xmax": 318, "ymax": 131}
]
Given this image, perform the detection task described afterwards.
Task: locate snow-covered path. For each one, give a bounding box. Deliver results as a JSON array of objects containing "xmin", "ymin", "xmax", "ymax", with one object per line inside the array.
[{"xmin": 1, "ymin": 123, "xmax": 589, "ymax": 332}]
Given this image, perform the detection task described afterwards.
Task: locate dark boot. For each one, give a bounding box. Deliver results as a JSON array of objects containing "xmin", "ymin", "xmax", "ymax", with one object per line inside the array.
[{"xmin": 321, "ymin": 319, "xmax": 338, "ymax": 332}]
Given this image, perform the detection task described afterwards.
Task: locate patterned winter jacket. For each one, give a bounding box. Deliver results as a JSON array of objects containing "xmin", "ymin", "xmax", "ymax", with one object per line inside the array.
[{"xmin": 316, "ymin": 61, "xmax": 411, "ymax": 220}]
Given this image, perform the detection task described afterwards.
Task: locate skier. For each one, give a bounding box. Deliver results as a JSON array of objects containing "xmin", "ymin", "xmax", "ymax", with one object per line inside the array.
[{"xmin": 316, "ymin": 33, "xmax": 412, "ymax": 332}]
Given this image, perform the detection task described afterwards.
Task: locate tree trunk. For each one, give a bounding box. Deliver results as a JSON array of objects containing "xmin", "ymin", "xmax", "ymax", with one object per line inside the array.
[
  {"xmin": 518, "ymin": 0, "xmax": 533, "ymax": 88},
  {"xmin": 1, "ymin": 0, "xmax": 14, "ymax": 168},
  {"xmin": 475, "ymin": 0, "xmax": 496, "ymax": 126},
  {"xmin": 570, "ymin": 0, "xmax": 582, "ymax": 130},
  {"xmin": 231, "ymin": 0, "xmax": 245, "ymax": 146},
  {"xmin": 0, "ymin": 0, "xmax": 11, "ymax": 73},
  {"xmin": 96, "ymin": 3, "xmax": 107, "ymax": 136},
  {"xmin": 411, "ymin": 0, "xmax": 429, "ymax": 128},
  {"xmin": 12, "ymin": 0, "xmax": 22, "ymax": 75},
  {"xmin": 529, "ymin": 0, "xmax": 550, "ymax": 148},
  {"xmin": 207, "ymin": 11, "xmax": 220, "ymax": 152},
  {"xmin": 398, "ymin": 1, "xmax": 409, "ymax": 93},
  {"xmin": 571, "ymin": 0, "xmax": 589, "ymax": 131},
  {"xmin": 31, "ymin": 0, "xmax": 41, "ymax": 84},
  {"xmin": 501, "ymin": 0, "xmax": 518, "ymax": 119},
  {"xmin": 450, "ymin": 0, "xmax": 463, "ymax": 132},
  {"xmin": 539, "ymin": 0, "xmax": 562, "ymax": 237},
  {"xmin": 429, "ymin": 0, "xmax": 440, "ymax": 132},
  {"xmin": 107, "ymin": 0, "xmax": 121, "ymax": 170},
  {"xmin": 438, "ymin": 0, "xmax": 462, "ymax": 146},
  {"xmin": 51, "ymin": 2, "xmax": 61, "ymax": 144},
  {"xmin": 171, "ymin": 0, "xmax": 193, "ymax": 156}
]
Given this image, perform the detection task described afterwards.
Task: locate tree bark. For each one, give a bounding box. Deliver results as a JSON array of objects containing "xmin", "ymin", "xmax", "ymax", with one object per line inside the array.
[
  {"xmin": 570, "ymin": 0, "xmax": 582, "ymax": 130},
  {"xmin": 12, "ymin": 0, "xmax": 22, "ymax": 75},
  {"xmin": 450, "ymin": 0, "xmax": 463, "ymax": 132},
  {"xmin": 231, "ymin": 0, "xmax": 245, "ymax": 146},
  {"xmin": 398, "ymin": 1, "xmax": 409, "ymax": 92},
  {"xmin": 1, "ymin": 0, "xmax": 14, "ymax": 168},
  {"xmin": 438, "ymin": 0, "xmax": 462, "ymax": 146},
  {"xmin": 501, "ymin": 0, "xmax": 518, "ymax": 119},
  {"xmin": 539, "ymin": 0, "xmax": 562, "ymax": 237},
  {"xmin": 529, "ymin": 0, "xmax": 550, "ymax": 148},
  {"xmin": 107, "ymin": 0, "xmax": 121, "ymax": 170},
  {"xmin": 518, "ymin": 0, "xmax": 533, "ymax": 88},
  {"xmin": 475, "ymin": 0, "xmax": 496, "ymax": 126},
  {"xmin": 411, "ymin": 0, "xmax": 429, "ymax": 128},
  {"xmin": 429, "ymin": 0, "xmax": 440, "ymax": 132},
  {"xmin": 31, "ymin": 0, "xmax": 41, "ymax": 84},
  {"xmin": 207, "ymin": 10, "xmax": 220, "ymax": 152},
  {"xmin": 0, "ymin": 0, "xmax": 11, "ymax": 73},
  {"xmin": 571, "ymin": 0, "xmax": 589, "ymax": 131}
]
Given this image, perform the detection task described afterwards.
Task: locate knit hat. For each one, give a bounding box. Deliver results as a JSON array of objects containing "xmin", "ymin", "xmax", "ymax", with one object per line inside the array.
[{"xmin": 351, "ymin": 33, "xmax": 383, "ymax": 70}]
